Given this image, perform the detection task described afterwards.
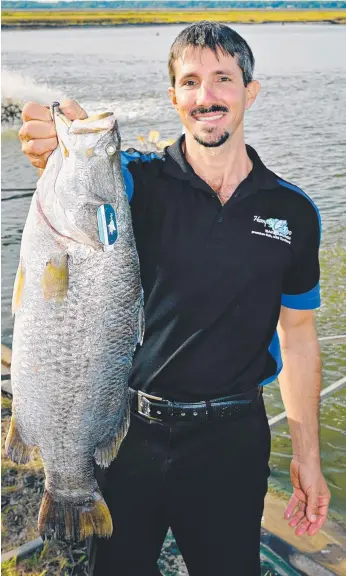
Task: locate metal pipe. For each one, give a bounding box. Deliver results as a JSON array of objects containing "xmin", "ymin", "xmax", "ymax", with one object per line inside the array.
[
  {"xmin": 1, "ymin": 537, "xmax": 44, "ymax": 564},
  {"xmin": 319, "ymin": 335, "xmax": 346, "ymax": 345}
]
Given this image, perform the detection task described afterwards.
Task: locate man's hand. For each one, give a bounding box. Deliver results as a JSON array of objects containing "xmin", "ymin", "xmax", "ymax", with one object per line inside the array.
[
  {"xmin": 284, "ymin": 458, "xmax": 331, "ymax": 536},
  {"xmin": 19, "ymin": 99, "xmax": 87, "ymax": 169}
]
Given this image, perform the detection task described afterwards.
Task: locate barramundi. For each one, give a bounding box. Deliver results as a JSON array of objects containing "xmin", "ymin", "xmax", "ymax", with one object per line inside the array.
[{"xmin": 5, "ymin": 103, "xmax": 143, "ymax": 542}]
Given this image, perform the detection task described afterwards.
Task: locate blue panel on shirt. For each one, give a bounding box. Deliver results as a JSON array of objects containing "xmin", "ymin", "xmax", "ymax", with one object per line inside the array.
[
  {"xmin": 261, "ymin": 330, "xmax": 283, "ymax": 387},
  {"xmin": 120, "ymin": 150, "xmax": 161, "ymax": 202},
  {"xmin": 277, "ymin": 179, "xmax": 322, "ymax": 245},
  {"xmin": 277, "ymin": 179, "xmax": 322, "ymax": 310},
  {"xmin": 281, "ymin": 283, "xmax": 321, "ymax": 310}
]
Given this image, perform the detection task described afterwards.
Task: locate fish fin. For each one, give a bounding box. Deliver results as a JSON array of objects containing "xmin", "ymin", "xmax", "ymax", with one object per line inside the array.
[
  {"xmin": 41, "ymin": 254, "xmax": 69, "ymax": 302},
  {"xmin": 12, "ymin": 260, "xmax": 25, "ymax": 315},
  {"xmin": 94, "ymin": 401, "xmax": 130, "ymax": 468},
  {"xmin": 60, "ymin": 139, "xmax": 69, "ymax": 158},
  {"xmin": 5, "ymin": 416, "xmax": 32, "ymax": 464},
  {"xmin": 38, "ymin": 488, "xmax": 113, "ymax": 543},
  {"xmin": 137, "ymin": 301, "xmax": 145, "ymax": 347}
]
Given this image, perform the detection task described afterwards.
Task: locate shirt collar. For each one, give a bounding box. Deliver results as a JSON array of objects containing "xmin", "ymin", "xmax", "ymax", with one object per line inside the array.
[{"xmin": 163, "ymin": 135, "xmax": 278, "ymax": 195}]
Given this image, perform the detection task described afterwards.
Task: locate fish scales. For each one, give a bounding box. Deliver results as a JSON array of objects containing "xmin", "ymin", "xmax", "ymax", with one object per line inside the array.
[{"xmin": 6, "ymin": 107, "xmax": 143, "ymax": 542}]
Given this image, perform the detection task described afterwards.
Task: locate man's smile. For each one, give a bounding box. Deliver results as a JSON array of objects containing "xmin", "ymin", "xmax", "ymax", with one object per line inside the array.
[{"xmin": 194, "ymin": 113, "xmax": 225, "ymax": 122}]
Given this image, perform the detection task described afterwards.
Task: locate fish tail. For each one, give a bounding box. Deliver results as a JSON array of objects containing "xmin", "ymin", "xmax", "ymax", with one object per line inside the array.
[
  {"xmin": 38, "ymin": 489, "xmax": 113, "ymax": 543},
  {"xmin": 5, "ymin": 416, "xmax": 33, "ymax": 464},
  {"xmin": 94, "ymin": 401, "xmax": 130, "ymax": 468}
]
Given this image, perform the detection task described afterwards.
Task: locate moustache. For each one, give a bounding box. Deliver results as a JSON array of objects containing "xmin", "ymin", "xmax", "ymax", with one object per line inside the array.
[{"xmin": 190, "ymin": 105, "xmax": 229, "ymax": 117}]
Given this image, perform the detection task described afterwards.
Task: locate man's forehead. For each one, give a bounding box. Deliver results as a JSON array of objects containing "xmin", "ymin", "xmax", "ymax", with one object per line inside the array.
[{"xmin": 176, "ymin": 46, "xmax": 239, "ymax": 73}]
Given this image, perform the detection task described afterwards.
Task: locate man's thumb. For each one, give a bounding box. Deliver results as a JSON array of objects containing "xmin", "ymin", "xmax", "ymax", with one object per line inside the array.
[
  {"xmin": 60, "ymin": 99, "xmax": 88, "ymax": 121},
  {"xmin": 307, "ymin": 491, "xmax": 319, "ymax": 523}
]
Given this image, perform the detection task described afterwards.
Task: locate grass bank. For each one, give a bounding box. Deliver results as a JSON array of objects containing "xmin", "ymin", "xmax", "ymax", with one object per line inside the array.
[{"xmin": 2, "ymin": 9, "xmax": 346, "ymax": 28}]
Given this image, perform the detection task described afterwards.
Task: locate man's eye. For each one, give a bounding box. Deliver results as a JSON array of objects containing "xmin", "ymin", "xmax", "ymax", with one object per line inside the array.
[
  {"xmin": 219, "ymin": 76, "xmax": 231, "ymax": 82},
  {"xmin": 183, "ymin": 80, "xmax": 196, "ymax": 86}
]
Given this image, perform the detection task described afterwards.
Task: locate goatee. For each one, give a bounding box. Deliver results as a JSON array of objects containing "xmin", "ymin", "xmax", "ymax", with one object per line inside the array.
[{"xmin": 193, "ymin": 131, "xmax": 230, "ymax": 148}]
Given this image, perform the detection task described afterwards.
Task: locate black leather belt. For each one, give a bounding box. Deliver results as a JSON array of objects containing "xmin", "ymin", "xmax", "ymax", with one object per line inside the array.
[{"xmin": 129, "ymin": 386, "xmax": 263, "ymax": 423}]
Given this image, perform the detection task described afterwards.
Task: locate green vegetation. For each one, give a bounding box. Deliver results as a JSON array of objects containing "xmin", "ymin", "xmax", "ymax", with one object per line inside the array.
[
  {"xmin": 3, "ymin": 1, "xmax": 346, "ymax": 9},
  {"xmin": 1, "ymin": 541, "xmax": 88, "ymax": 575},
  {"xmin": 2, "ymin": 9, "xmax": 346, "ymax": 27}
]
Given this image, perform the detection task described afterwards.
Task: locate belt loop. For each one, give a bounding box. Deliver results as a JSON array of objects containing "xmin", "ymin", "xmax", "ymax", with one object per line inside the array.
[
  {"xmin": 205, "ymin": 399, "xmax": 212, "ymax": 419},
  {"xmin": 167, "ymin": 400, "xmax": 174, "ymax": 419}
]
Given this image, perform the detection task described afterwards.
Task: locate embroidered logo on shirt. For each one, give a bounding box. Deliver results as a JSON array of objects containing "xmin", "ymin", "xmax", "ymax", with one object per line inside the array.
[{"xmin": 251, "ymin": 216, "xmax": 292, "ymax": 244}]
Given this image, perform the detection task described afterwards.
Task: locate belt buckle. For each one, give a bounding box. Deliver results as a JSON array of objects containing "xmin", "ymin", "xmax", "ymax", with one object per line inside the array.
[{"xmin": 137, "ymin": 391, "xmax": 163, "ymax": 421}]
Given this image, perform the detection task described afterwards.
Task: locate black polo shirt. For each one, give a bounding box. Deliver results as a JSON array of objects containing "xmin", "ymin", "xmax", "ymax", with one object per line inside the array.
[{"xmin": 120, "ymin": 136, "xmax": 321, "ymax": 402}]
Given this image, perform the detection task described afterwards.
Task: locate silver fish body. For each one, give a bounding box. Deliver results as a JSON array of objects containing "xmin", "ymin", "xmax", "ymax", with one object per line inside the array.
[{"xmin": 6, "ymin": 109, "xmax": 143, "ymax": 542}]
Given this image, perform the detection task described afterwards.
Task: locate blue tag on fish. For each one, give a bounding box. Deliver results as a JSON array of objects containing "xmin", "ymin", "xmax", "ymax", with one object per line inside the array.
[{"xmin": 97, "ymin": 204, "xmax": 118, "ymax": 249}]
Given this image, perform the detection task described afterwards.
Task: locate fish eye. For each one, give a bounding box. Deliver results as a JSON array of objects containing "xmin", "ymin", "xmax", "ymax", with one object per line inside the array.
[{"xmin": 106, "ymin": 144, "xmax": 116, "ymax": 156}]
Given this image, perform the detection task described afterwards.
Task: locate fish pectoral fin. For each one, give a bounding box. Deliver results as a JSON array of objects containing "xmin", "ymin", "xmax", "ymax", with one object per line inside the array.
[
  {"xmin": 41, "ymin": 254, "xmax": 69, "ymax": 302},
  {"xmin": 12, "ymin": 260, "xmax": 25, "ymax": 315},
  {"xmin": 137, "ymin": 301, "xmax": 145, "ymax": 347},
  {"xmin": 94, "ymin": 402, "xmax": 130, "ymax": 468},
  {"xmin": 5, "ymin": 415, "xmax": 33, "ymax": 464},
  {"xmin": 38, "ymin": 489, "xmax": 113, "ymax": 543}
]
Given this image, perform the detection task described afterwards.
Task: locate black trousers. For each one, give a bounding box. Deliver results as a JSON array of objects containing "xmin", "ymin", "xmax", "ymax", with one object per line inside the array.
[{"xmin": 88, "ymin": 395, "xmax": 271, "ymax": 576}]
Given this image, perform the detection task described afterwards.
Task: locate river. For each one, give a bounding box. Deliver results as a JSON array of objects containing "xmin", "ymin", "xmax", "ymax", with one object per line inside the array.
[{"xmin": 1, "ymin": 23, "xmax": 346, "ymax": 519}]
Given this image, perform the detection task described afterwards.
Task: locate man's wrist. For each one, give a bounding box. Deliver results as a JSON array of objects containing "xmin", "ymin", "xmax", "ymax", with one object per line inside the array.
[{"xmin": 292, "ymin": 453, "xmax": 321, "ymax": 466}]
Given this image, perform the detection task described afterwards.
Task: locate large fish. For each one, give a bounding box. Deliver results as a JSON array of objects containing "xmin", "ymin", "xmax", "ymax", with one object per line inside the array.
[{"xmin": 6, "ymin": 104, "xmax": 143, "ymax": 542}]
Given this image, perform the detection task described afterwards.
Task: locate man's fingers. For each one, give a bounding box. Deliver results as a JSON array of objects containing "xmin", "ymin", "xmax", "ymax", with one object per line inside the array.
[
  {"xmin": 295, "ymin": 517, "xmax": 311, "ymax": 537},
  {"xmin": 288, "ymin": 502, "xmax": 305, "ymax": 528},
  {"xmin": 307, "ymin": 515, "xmax": 326, "ymax": 536},
  {"xmin": 306, "ymin": 490, "xmax": 319, "ymax": 523},
  {"xmin": 307, "ymin": 500, "xmax": 329, "ymax": 536},
  {"xmin": 22, "ymin": 99, "xmax": 88, "ymax": 124},
  {"xmin": 26, "ymin": 151, "xmax": 53, "ymax": 169},
  {"xmin": 22, "ymin": 101, "xmax": 52, "ymax": 123},
  {"xmin": 289, "ymin": 511, "xmax": 304, "ymax": 528},
  {"xmin": 59, "ymin": 99, "xmax": 88, "ymax": 121},
  {"xmin": 22, "ymin": 137, "xmax": 58, "ymax": 157},
  {"xmin": 19, "ymin": 120, "xmax": 56, "ymax": 143},
  {"xmin": 284, "ymin": 494, "xmax": 299, "ymax": 520}
]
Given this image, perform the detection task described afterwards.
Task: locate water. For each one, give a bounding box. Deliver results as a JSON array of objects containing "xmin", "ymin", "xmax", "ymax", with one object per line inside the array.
[{"xmin": 2, "ymin": 24, "xmax": 346, "ymax": 523}]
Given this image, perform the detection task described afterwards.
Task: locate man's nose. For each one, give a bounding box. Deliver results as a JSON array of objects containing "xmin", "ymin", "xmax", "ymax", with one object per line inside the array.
[{"xmin": 195, "ymin": 82, "xmax": 215, "ymax": 107}]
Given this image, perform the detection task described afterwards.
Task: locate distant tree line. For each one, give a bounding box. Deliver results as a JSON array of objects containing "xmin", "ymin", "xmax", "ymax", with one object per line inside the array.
[{"xmin": 3, "ymin": 1, "xmax": 346, "ymax": 10}]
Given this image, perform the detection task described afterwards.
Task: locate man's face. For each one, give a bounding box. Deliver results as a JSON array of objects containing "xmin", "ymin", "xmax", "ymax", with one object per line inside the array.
[{"xmin": 169, "ymin": 47, "xmax": 259, "ymax": 148}]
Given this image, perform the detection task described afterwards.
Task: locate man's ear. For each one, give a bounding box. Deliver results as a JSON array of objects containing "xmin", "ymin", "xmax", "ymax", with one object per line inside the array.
[
  {"xmin": 168, "ymin": 87, "xmax": 178, "ymax": 110},
  {"xmin": 245, "ymin": 80, "xmax": 261, "ymax": 110}
]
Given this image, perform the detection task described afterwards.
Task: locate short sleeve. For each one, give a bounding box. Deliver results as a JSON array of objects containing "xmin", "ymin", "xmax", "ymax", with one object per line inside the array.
[
  {"xmin": 120, "ymin": 150, "xmax": 161, "ymax": 202},
  {"xmin": 281, "ymin": 207, "xmax": 321, "ymax": 310}
]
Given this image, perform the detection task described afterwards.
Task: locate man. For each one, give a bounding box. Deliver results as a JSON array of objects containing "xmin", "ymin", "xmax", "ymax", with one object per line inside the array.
[{"xmin": 19, "ymin": 21, "xmax": 330, "ymax": 576}]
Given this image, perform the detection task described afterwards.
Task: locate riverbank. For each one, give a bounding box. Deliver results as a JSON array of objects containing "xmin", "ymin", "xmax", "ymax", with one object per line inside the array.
[
  {"xmin": 2, "ymin": 389, "xmax": 346, "ymax": 575},
  {"xmin": 2, "ymin": 9, "xmax": 346, "ymax": 28}
]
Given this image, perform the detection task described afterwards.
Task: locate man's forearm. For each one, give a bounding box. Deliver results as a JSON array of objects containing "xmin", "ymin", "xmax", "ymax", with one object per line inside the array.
[{"xmin": 278, "ymin": 330, "xmax": 322, "ymax": 464}]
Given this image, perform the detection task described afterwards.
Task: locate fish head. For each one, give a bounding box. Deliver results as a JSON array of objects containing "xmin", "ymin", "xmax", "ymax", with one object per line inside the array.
[{"xmin": 40, "ymin": 110, "xmax": 122, "ymax": 249}]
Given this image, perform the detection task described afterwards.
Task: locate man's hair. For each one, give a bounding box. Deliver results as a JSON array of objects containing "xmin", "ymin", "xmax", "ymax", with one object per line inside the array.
[{"xmin": 168, "ymin": 21, "xmax": 255, "ymax": 87}]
